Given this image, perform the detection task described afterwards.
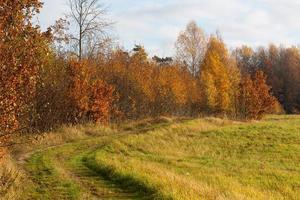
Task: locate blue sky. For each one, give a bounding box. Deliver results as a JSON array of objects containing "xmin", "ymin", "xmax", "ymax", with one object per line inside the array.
[{"xmin": 39, "ymin": 0, "xmax": 300, "ymax": 56}]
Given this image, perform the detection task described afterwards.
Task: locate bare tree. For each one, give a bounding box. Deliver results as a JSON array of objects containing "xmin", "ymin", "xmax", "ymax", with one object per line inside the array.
[
  {"xmin": 175, "ymin": 21, "xmax": 207, "ymax": 77},
  {"xmin": 67, "ymin": 0, "xmax": 112, "ymax": 60}
]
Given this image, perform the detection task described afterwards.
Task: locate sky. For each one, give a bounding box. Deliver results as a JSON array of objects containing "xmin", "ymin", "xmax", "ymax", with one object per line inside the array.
[{"xmin": 38, "ymin": 0, "xmax": 300, "ymax": 56}]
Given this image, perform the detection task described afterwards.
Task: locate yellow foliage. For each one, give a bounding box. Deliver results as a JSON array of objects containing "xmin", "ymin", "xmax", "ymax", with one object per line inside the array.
[{"xmin": 200, "ymin": 36, "xmax": 232, "ymax": 114}]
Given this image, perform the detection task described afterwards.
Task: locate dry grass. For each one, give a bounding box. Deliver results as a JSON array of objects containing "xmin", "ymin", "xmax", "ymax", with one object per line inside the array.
[
  {"xmin": 0, "ymin": 123, "xmax": 115, "ymax": 199},
  {"xmin": 2, "ymin": 115, "xmax": 299, "ymax": 200},
  {"xmin": 86, "ymin": 115, "xmax": 300, "ymax": 200},
  {"xmin": 0, "ymin": 156, "xmax": 22, "ymax": 200},
  {"xmin": 11, "ymin": 123, "xmax": 116, "ymax": 158}
]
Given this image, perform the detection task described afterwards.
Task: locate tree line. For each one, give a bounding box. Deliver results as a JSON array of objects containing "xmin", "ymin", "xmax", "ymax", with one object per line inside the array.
[{"xmin": 1, "ymin": 0, "xmax": 299, "ymax": 156}]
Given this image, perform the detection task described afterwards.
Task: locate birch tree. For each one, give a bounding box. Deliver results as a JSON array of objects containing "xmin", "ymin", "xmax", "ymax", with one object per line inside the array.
[{"xmin": 175, "ymin": 21, "xmax": 207, "ymax": 76}]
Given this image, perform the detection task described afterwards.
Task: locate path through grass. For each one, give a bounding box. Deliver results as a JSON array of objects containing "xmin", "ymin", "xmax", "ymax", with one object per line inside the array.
[{"xmin": 19, "ymin": 116, "xmax": 300, "ymax": 200}]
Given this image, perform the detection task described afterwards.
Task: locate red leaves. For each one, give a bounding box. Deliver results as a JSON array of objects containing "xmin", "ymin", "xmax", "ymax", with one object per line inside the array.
[
  {"xmin": 68, "ymin": 60, "xmax": 117, "ymax": 124},
  {"xmin": 90, "ymin": 80, "xmax": 115, "ymax": 124},
  {"xmin": 238, "ymin": 71, "xmax": 276, "ymax": 120},
  {"xmin": 0, "ymin": 0, "xmax": 49, "ymax": 150}
]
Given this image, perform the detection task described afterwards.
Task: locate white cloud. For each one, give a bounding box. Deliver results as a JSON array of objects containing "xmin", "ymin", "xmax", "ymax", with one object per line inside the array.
[{"xmin": 39, "ymin": 0, "xmax": 300, "ymax": 56}]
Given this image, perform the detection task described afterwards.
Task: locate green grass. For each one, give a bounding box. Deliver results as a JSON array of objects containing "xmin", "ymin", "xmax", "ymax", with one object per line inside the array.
[
  {"xmin": 87, "ymin": 116, "xmax": 300, "ymax": 200},
  {"xmin": 24, "ymin": 150, "xmax": 80, "ymax": 199},
  {"xmin": 9, "ymin": 115, "xmax": 300, "ymax": 200},
  {"xmin": 21, "ymin": 130, "xmax": 153, "ymax": 199}
]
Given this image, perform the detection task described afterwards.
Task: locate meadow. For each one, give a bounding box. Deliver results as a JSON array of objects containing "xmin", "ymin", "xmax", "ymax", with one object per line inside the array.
[
  {"xmin": 2, "ymin": 1, "xmax": 300, "ymax": 200},
  {"xmin": 1, "ymin": 115, "xmax": 300, "ymax": 200}
]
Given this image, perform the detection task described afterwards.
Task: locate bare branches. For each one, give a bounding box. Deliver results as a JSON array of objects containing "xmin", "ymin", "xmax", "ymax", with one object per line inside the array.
[{"xmin": 67, "ymin": 0, "xmax": 113, "ymax": 60}]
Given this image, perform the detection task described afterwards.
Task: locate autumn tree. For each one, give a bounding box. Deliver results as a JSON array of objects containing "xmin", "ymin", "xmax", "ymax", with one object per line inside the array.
[
  {"xmin": 67, "ymin": 0, "xmax": 112, "ymax": 60},
  {"xmin": 67, "ymin": 60, "xmax": 117, "ymax": 124},
  {"xmin": 68, "ymin": 60, "xmax": 92, "ymax": 121},
  {"xmin": 0, "ymin": 0, "xmax": 49, "ymax": 153},
  {"xmin": 151, "ymin": 63, "xmax": 189, "ymax": 115},
  {"xmin": 279, "ymin": 47, "xmax": 300, "ymax": 113},
  {"xmin": 227, "ymin": 57, "xmax": 241, "ymax": 117},
  {"xmin": 238, "ymin": 71, "xmax": 276, "ymax": 120},
  {"xmin": 129, "ymin": 45, "xmax": 154, "ymax": 116},
  {"xmin": 99, "ymin": 49, "xmax": 136, "ymax": 119},
  {"xmin": 175, "ymin": 21, "xmax": 207, "ymax": 76},
  {"xmin": 99, "ymin": 45, "xmax": 202, "ymax": 118},
  {"xmin": 234, "ymin": 46, "xmax": 255, "ymax": 75},
  {"xmin": 200, "ymin": 36, "xmax": 232, "ymax": 114},
  {"xmin": 235, "ymin": 45, "xmax": 300, "ymax": 114},
  {"xmin": 34, "ymin": 56, "xmax": 71, "ymax": 130},
  {"xmin": 50, "ymin": 18, "xmax": 71, "ymax": 56},
  {"xmin": 90, "ymin": 80, "xmax": 116, "ymax": 124}
]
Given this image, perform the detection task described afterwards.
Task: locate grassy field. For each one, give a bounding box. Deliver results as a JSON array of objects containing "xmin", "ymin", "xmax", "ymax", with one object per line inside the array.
[{"xmin": 2, "ymin": 115, "xmax": 300, "ymax": 200}]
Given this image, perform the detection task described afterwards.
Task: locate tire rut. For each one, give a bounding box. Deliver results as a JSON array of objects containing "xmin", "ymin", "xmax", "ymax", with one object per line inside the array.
[{"xmin": 22, "ymin": 136, "xmax": 145, "ymax": 200}]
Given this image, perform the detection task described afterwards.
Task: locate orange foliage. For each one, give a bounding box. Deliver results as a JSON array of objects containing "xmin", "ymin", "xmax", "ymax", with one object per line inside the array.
[
  {"xmin": 68, "ymin": 60, "xmax": 92, "ymax": 119},
  {"xmin": 99, "ymin": 47, "xmax": 202, "ymax": 118},
  {"xmin": 90, "ymin": 80, "xmax": 116, "ymax": 124},
  {"xmin": 68, "ymin": 60, "xmax": 117, "ymax": 124},
  {"xmin": 0, "ymin": 11, "xmax": 285, "ymax": 157},
  {"xmin": 0, "ymin": 0, "xmax": 49, "ymax": 152},
  {"xmin": 152, "ymin": 65, "xmax": 191, "ymax": 115},
  {"xmin": 238, "ymin": 71, "xmax": 276, "ymax": 120}
]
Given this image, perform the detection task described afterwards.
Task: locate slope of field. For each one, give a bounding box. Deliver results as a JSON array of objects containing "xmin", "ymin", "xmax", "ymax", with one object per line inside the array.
[
  {"xmin": 86, "ymin": 116, "xmax": 300, "ymax": 200},
  {"xmin": 6, "ymin": 115, "xmax": 300, "ymax": 200}
]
